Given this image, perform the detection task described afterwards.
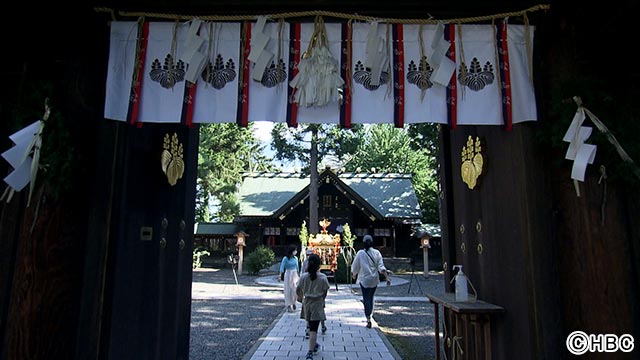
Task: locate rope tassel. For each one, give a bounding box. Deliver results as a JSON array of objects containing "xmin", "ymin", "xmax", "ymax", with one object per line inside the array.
[{"xmin": 290, "ymin": 16, "xmax": 344, "ymax": 107}]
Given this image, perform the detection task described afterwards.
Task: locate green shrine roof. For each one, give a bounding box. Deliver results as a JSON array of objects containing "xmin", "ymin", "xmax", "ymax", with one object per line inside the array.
[
  {"xmin": 194, "ymin": 223, "xmax": 242, "ymax": 235},
  {"xmin": 237, "ymin": 170, "xmax": 422, "ymax": 220}
]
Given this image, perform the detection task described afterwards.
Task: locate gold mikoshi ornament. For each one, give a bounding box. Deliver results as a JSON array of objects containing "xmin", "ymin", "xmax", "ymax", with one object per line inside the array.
[
  {"xmin": 460, "ymin": 135, "xmax": 484, "ymax": 190},
  {"xmin": 161, "ymin": 133, "xmax": 185, "ymax": 186}
]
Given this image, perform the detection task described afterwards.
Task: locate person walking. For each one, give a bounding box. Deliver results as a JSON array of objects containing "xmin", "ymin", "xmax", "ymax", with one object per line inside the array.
[
  {"xmin": 278, "ymin": 245, "xmax": 300, "ymax": 312},
  {"xmin": 301, "ymin": 248, "xmax": 327, "ymax": 337},
  {"xmin": 296, "ymin": 254, "xmax": 330, "ymax": 360},
  {"xmin": 351, "ymin": 235, "xmax": 391, "ymax": 328}
]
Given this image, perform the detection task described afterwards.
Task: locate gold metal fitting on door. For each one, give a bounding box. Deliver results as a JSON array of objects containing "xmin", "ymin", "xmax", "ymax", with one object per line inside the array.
[{"xmin": 161, "ymin": 133, "xmax": 185, "ymax": 186}]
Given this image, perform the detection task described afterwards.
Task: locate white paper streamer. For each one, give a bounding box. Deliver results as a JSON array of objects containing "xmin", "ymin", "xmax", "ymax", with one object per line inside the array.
[
  {"xmin": 182, "ymin": 19, "xmax": 207, "ymax": 83},
  {"xmin": 249, "ymin": 16, "xmax": 273, "ymax": 81},
  {"xmin": 562, "ymin": 102, "xmax": 593, "ymax": 195},
  {"xmin": 429, "ymin": 23, "xmax": 455, "ymax": 86},
  {"xmin": 1, "ymin": 103, "xmax": 47, "ymax": 205},
  {"xmin": 571, "ymin": 143, "xmax": 597, "ymax": 182}
]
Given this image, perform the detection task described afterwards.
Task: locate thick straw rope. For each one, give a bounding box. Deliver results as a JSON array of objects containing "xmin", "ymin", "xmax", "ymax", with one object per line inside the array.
[{"xmin": 95, "ymin": 5, "xmax": 550, "ymax": 24}]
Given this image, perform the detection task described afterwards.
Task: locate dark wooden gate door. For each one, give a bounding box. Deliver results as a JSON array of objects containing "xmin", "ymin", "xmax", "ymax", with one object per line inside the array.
[
  {"xmin": 438, "ymin": 125, "xmax": 562, "ymax": 359},
  {"xmin": 101, "ymin": 123, "xmax": 198, "ymax": 360}
]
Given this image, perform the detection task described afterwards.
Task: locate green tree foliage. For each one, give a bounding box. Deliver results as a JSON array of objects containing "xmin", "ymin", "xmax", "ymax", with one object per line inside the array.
[
  {"xmin": 246, "ymin": 245, "xmax": 276, "ymax": 275},
  {"xmin": 270, "ymin": 123, "xmax": 364, "ymax": 172},
  {"xmin": 407, "ymin": 123, "xmax": 441, "ymax": 223},
  {"xmin": 344, "ymin": 124, "xmax": 440, "ymax": 223},
  {"xmin": 196, "ymin": 123, "xmax": 274, "ymax": 222}
]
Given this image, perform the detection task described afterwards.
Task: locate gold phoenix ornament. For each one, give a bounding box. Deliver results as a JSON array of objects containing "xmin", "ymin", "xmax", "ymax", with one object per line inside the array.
[
  {"xmin": 461, "ymin": 136, "xmax": 484, "ymax": 190},
  {"xmin": 319, "ymin": 219, "xmax": 331, "ymax": 233},
  {"xmin": 161, "ymin": 133, "xmax": 185, "ymax": 186}
]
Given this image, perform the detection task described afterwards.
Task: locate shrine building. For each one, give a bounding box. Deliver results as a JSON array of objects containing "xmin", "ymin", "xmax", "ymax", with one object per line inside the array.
[{"xmin": 231, "ymin": 167, "xmax": 423, "ymax": 257}]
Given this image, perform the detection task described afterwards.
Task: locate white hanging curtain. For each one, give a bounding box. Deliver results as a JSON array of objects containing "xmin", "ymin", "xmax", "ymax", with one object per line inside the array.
[
  {"xmin": 192, "ymin": 22, "xmax": 241, "ymax": 124},
  {"xmin": 402, "ymin": 24, "xmax": 448, "ymax": 125},
  {"xmin": 103, "ymin": 19, "xmax": 538, "ymax": 127}
]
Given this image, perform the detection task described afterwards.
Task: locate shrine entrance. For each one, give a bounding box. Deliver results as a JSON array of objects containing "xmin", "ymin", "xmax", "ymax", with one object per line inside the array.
[
  {"xmin": 5, "ymin": 3, "xmax": 638, "ymax": 360},
  {"xmin": 6, "ymin": 6, "xmax": 551, "ymax": 359}
]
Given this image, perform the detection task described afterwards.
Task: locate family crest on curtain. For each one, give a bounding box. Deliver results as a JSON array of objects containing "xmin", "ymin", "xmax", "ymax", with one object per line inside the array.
[{"xmin": 104, "ymin": 12, "xmax": 539, "ymax": 128}]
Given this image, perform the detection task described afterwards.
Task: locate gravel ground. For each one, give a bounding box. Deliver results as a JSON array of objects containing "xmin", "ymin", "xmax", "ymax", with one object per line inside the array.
[
  {"xmin": 189, "ymin": 267, "xmax": 445, "ymax": 360},
  {"xmin": 375, "ymin": 301, "xmax": 440, "ymax": 359},
  {"xmin": 357, "ymin": 271, "xmax": 446, "ymax": 360},
  {"xmin": 190, "ymin": 299, "xmax": 282, "ymax": 360}
]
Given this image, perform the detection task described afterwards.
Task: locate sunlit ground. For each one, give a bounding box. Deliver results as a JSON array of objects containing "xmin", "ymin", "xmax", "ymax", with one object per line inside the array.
[{"xmin": 190, "ymin": 299, "xmax": 282, "ymax": 360}]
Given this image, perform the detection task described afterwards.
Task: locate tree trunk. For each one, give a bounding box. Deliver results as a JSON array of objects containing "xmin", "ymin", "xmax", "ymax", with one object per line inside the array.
[{"xmin": 309, "ymin": 126, "xmax": 319, "ymax": 234}]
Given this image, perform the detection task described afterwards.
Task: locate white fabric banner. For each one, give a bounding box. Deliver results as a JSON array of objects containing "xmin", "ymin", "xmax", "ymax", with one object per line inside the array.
[
  {"xmin": 103, "ymin": 21, "xmax": 192, "ymax": 123},
  {"xmin": 103, "ymin": 21, "xmax": 537, "ymax": 127},
  {"xmin": 350, "ymin": 22, "xmax": 395, "ymax": 124},
  {"xmin": 138, "ymin": 22, "xmax": 189, "ymax": 123},
  {"xmin": 507, "ymin": 25, "xmax": 537, "ymax": 124},
  {"xmin": 192, "ymin": 22, "xmax": 241, "ymax": 123},
  {"xmin": 402, "ymin": 25, "xmax": 448, "ymax": 124},
  {"xmin": 247, "ymin": 21, "xmax": 290, "ymax": 123},
  {"xmin": 455, "ymin": 25, "xmax": 502, "ymax": 125},
  {"xmin": 104, "ymin": 21, "xmax": 138, "ymax": 122}
]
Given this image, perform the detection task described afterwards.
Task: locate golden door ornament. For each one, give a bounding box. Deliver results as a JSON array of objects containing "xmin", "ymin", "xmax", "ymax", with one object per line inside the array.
[
  {"xmin": 461, "ymin": 135, "xmax": 484, "ymax": 190},
  {"xmin": 161, "ymin": 133, "xmax": 185, "ymax": 186}
]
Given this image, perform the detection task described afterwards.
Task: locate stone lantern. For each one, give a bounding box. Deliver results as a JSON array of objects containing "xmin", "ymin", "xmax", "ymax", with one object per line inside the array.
[
  {"xmin": 421, "ymin": 236, "xmax": 431, "ymax": 278},
  {"xmin": 235, "ymin": 231, "xmax": 248, "ymax": 274}
]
